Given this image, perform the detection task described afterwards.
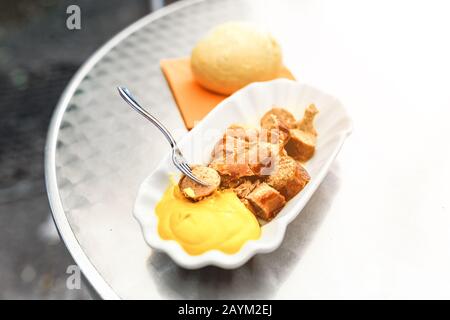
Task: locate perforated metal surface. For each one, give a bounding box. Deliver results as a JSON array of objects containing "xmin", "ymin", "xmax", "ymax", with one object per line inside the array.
[
  {"xmin": 49, "ymin": 0, "xmax": 258, "ymax": 299},
  {"xmin": 47, "ymin": 0, "xmax": 450, "ymax": 299}
]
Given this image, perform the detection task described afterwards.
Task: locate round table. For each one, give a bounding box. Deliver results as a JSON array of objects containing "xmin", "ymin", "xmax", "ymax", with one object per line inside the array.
[{"xmin": 46, "ymin": 0, "xmax": 450, "ymax": 299}]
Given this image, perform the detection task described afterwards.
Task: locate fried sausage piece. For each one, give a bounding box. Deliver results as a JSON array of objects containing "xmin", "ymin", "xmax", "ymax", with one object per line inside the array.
[
  {"xmin": 210, "ymin": 161, "xmax": 255, "ymax": 180},
  {"xmin": 260, "ymin": 107, "xmax": 297, "ymax": 129},
  {"xmin": 210, "ymin": 133, "xmax": 258, "ymax": 187},
  {"xmin": 179, "ymin": 166, "xmax": 221, "ymax": 201},
  {"xmin": 285, "ymin": 129, "xmax": 316, "ymax": 162},
  {"xmin": 219, "ymin": 176, "xmax": 246, "ymax": 189},
  {"xmin": 246, "ymin": 141, "xmax": 282, "ymax": 176},
  {"xmin": 285, "ymin": 104, "xmax": 319, "ymax": 162},
  {"xmin": 296, "ymin": 104, "xmax": 319, "ymax": 136},
  {"xmin": 266, "ymin": 156, "xmax": 310, "ymax": 201},
  {"xmin": 260, "ymin": 114, "xmax": 290, "ymax": 147},
  {"xmin": 225, "ymin": 124, "xmax": 260, "ymax": 142},
  {"xmin": 211, "ymin": 135, "xmax": 249, "ymax": 163},
  {"xmin": 233, "ymin": 178, "xmax": 260, "ymax": 199},
  {"xmin": 245, "ymin": 183, "xmax": 286, "ymax": 220}
]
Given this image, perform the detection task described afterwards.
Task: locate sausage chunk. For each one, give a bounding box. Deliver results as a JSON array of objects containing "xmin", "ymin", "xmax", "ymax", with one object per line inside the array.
[
  {"xmin": 260, "ymin": 114, "xmax": 290, "ymax": 147},
  {"xmin": 245, "ymin": 183, "xmax": 286, "ymax": 221},
  {"xmin": 225, "ymin": 124, "xmax": 260, "ymax": 142},
  {"xmin": 260, "ymin": 107, "xmax": 297, "ymax": 129},
  {"xmin": 179, "ymin": 166, "xmax": 221, "ymax": 201},
  {"xmin": 296, "ymin": 104, "xmax": 318, "ymax": 136},
  {"xmin": 286, "ymin": 104, "xmax": 319, "ymax": 162},
  {"xmin": 285, "ymin": 129, "xmax": 316, "ymax": 162},
  {"xmin": 233, "ymin": 178, "xmax": 260, "ymax": 199},
  {"xmin": 266, "ymin": 156, "xmax": 310, "ymax": 200}
]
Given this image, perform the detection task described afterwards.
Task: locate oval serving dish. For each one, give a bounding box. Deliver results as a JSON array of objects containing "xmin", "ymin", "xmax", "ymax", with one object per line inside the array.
[{"xmin": 133, "ymin": 79, "xmax": 352, "ymax": 269}]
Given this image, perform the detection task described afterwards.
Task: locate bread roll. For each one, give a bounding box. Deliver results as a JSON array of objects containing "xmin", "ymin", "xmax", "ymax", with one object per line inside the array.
[{"xmin": 191, "ymin": 22, "xmax": 283, "ymax": 95}]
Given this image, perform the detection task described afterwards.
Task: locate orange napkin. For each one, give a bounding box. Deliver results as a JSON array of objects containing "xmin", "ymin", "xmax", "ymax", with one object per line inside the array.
[{"xmin": 161, "ymin": 57, "xmax": 295, "ymax": 129}]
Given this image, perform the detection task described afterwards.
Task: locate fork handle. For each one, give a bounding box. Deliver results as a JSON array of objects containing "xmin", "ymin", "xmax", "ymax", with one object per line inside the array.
[{"xmin": 118, "ymin": 86, "xmax": 177, "ymax": 148}]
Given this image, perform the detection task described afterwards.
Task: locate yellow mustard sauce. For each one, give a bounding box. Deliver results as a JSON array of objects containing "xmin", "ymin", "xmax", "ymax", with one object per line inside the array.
[{"xmin": 155, "ymin": 183, "xmax": 261, "ymax": 255}]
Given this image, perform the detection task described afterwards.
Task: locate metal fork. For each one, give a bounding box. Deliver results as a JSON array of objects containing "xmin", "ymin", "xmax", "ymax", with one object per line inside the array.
[{"xmin": 117, "ymin": 86, "xmax": 209, "ymax": 186}]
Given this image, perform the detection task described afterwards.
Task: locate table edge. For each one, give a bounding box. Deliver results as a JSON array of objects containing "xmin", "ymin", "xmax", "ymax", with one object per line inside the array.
[{"xmin": 44, "ymin": 0, "xmax": 206, "ymax": 300}]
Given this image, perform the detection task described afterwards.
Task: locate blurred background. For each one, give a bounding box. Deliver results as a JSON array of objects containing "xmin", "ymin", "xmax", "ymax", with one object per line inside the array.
[{"xmin": 0, "ymin": 0, "xmax": 176, "ymax": 300}]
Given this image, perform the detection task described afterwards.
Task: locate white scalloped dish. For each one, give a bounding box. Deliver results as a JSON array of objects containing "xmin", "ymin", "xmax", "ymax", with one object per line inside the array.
[{"xmin": 133, "ymin": 79, "xmax": 352, "ymax": 269}]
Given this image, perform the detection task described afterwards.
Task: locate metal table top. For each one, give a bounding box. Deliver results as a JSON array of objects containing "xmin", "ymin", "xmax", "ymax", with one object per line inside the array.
[{"xmin": 46, "ymin": 0, "xmax": 450, "ymax": 299}]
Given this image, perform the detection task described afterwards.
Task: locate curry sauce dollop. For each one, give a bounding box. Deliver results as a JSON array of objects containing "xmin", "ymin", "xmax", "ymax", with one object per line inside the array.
[{"xmin": 155, "ymin": 183, "xmax": 261, "ymax": 255}]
